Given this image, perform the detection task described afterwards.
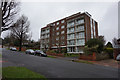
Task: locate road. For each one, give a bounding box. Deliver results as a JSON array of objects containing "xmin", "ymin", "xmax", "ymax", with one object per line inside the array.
[{"xmin": 1, "ymin": 48, "xmax": 118, "ymax": 78}]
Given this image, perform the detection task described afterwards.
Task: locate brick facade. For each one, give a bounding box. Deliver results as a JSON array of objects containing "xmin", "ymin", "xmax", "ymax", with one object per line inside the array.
[{"xmin": 40, "ymin": 12, "xmax": 98, "ymax": 54}]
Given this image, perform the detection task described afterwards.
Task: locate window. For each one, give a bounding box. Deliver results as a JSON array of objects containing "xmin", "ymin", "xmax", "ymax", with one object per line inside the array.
[
  {"xmin": 76, "ymin": 32, "xmax": 85, "ymax": 38},
  {"xmin": 90, "ymin": 18, "xmax": 93, "ymax": 38},
  {"xmin": 56, "ymin": 32, "xmax": 59, "ymax": 35},
  {"xmin": 56, "ymin": 37, "xmax": 59, "ymax": 40},
  {"xmin": 61, "ymin": 20, "xmax": 64, "ymax": 23},
  {"xmin": 67, "ymin": 28, "xmax": 74, "ymax": 33},
  {"xmin": 56, "ymin": 27, "xmax": 59, "ymax": 30},
  {"xmin": 76, "ymin": 39, "xmax": 85, "ymax": 45},
  {"xmin": 61, "ymin": 41, "xmax": 65, "ymax": 45},
  {"xmin": 67, "ymin": 40, "xmax": 75, "ymax": 45},
  {"xmin": 93, "ymin": 21, "xmax": 96, "ymax": 38},
  {"xmin": 57, "ymin": 22, "xmax": 59, "ymax": 25},
  {"xmin": 77, "ymin": 19, "xmax": 84, "ymax": 25},
  {"xmin": 67, "ymin": 47, "xmax": 75, "ymax": 52},
  {"xmin": 76, "ymin": 25, "xmax": 84, "ymax": 32},
  {"xmin": 61, "ymin": 36, "xmax": 65, "ymax": 40},
  {"xmin": 53, "ymin": 23, "xmax": 55, "ymax": 26},
  {"xmin": 61, "ymin": 25, "xmax": 65, "ymax": 29},
  {"xmin": 67, "ymin": 21, "xmax": 74, "ymax": 27},
  {"xmin": 67, "ymin": 34, "xmax": 74, "ymax": 39},
  {"xmin": 61, "ymin": 31, "xmax": 65, "ymax": 34}
]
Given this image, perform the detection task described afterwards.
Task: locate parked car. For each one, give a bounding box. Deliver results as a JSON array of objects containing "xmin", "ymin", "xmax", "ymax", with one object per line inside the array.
[
  {"xmin": 25, "ymin": 49, "xmax": 35, "ymax": 55},
  {"xmin": 34, "ymin": 50, "xmax": 47, "ymax": 57},
  {"xmin": 10, "ymin": 47, "xmax": 17, "ymax": 51},
  {"xmin": 116, "ymin": 54, "xmax": 120, "ymax": 61}
]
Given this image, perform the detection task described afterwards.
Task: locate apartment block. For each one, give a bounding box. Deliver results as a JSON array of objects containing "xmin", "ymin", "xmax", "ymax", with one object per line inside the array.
[{"xmin": 40, "ymin": 12, "xmax": 98, "ymax": 53}]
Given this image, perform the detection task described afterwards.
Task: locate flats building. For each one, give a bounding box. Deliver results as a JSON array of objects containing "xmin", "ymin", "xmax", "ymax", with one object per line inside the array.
[{"xmin": 40, "ymin": 12, "xmax": 98, "ymax": 53}]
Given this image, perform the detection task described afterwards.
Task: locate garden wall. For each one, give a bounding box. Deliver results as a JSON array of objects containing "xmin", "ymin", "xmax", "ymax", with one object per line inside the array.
[
  {"xmin": 79, "ymin": 53, "xmax": 96, "ymax": 61},
  {"xmin": 46, "ymin": 52, "xmax": 64, "ymax": 57}
]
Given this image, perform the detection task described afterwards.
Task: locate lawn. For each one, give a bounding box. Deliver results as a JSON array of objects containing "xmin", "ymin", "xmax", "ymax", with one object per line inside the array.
[{"xmin": 2, "ymin": 67, "xmax": 47, "ymax": 79}]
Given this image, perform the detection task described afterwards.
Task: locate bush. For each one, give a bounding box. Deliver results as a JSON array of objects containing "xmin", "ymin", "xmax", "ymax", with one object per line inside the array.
[
  {"xmin": 104, "ymin": 48, "xmax": 113, "ymax": 58},
  {"xmin": 85, "ymin": 38, "xmax": 104, "ymax": 54},
  {"xmin": 96, "ymin": 52, "xmax": 110, "ymax": 60}
]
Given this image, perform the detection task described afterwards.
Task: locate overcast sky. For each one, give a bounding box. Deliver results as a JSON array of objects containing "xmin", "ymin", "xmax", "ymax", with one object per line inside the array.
[{"xmin": 1, "ymin": 1, "xmax": 118, "ymax": 43}]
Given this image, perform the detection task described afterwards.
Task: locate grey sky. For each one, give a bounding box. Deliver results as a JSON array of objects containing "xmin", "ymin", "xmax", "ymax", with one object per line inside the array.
[{"xmin": 1, "ymin": 2, "xmax": 118, "ymax": 43}]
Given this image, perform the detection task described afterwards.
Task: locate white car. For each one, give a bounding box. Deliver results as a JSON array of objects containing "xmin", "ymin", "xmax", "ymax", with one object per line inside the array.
[
  {"xmin": 116, "ymin": 54, "xmax": 120, "ymax": 61},
  {"xmin": 10, "ymin": 47, "xmax": 17, "ymax": 51},
  {"xmin": 25, "ymin": 49, "xmax": 35, "ymax": 55}
]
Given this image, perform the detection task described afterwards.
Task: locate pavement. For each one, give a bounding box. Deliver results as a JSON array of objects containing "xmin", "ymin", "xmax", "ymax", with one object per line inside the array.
[{"xmin": 1, "ymin": 48, "xmax": 119, "ymax": 78}]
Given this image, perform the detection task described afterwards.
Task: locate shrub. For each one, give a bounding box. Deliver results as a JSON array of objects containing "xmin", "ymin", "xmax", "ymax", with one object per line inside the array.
[
  {"xmin": 104, "ymin": 48, "xmax": 113, "ymax": 58},
  {"xmin": 85, "ymin": 38, "xmax": 104, "ymax": 54}
]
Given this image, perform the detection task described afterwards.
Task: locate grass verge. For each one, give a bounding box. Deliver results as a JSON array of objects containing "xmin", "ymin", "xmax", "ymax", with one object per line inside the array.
[
  {"xmin": 47, "ymin": 55, "xmax": 57, "ymax": 58},
  {"xmin": 70, "ymin": 60, "xmax": 93, "ymax": 64},
  {"xmin": 2, "ymin": 67, "xmax": 47, "ymax": 79}
]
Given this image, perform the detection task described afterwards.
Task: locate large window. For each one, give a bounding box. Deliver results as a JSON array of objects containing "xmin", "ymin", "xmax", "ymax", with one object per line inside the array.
[
  {"xmin": 67, "ymin": 47, "xmax": 75, "ymax": 52},
  {"xmin": 67, "ymin": 34, "xmax": 74, "ymax": 39},
  {"xmin": 67, "ymin": 28, "xmax": 74, "ymax": 33},
  {"xmin": 76, "ymin": 39, "xmax": 85, "ymax": 45},
  {"xmin": 90, "ymin": 18, "xmax": 93, "ymax": 38},
  {"xmin": 67, "ymin": 40, "xmax": 75, "ymax": 45},
  {"xmin": 76, "ymin": 19, "xmax": 84, "ymax": 25},
  {"xmin": 76, "ymin": 25, "xmax": 84, "ymax": 32},
  {"xmin": 93, "ymin": 21, "xmax": 96, "ymax": 38},
  {"xmin": 76, "ymin": 32, "xmax": 85, "ymax": 38},
  {"xmin": 67, "ymin": 21, "xmax": 74, "ymax": 27}
]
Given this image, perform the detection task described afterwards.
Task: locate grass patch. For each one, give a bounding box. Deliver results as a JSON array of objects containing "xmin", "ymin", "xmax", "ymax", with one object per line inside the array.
[
  {"xmin": 0, "ymin": 54, "xmax": 2, "ymax": 58},
  {"xmin": 64, "ymin": 53, "xmax": 79, "ymax": 57},
  {"xmin": 70, "ymin": 60, "xmax": 93, "ymax": 64},
  {"xmin": 2, "ymin": 67, "xmax": 47, "ymax": 79},
  {"xmin": 47, "ymin": 55, "xmax": 57, "ymax": 58}
]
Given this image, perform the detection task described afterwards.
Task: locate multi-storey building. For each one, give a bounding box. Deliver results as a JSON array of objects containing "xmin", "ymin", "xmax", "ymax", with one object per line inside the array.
[{"xmin": 40, "ymin": 12, "xmax": 98, "ymax": 53}]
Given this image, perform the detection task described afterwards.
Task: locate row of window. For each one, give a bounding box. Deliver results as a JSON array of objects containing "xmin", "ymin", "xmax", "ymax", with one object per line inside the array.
[
  {"xmin": 52, "ymin": 20, "xmax": 65, "ymax": 26},
  {"xmin": 56, "ymin": 31, "xmax": 65, "ymax": 35},
  {"xmin": 67, "ymin": 19, "xmax": 84, "ymax": 28},
  {"xmin": 56, "ymin": 36, "xmax": 65, "ymax": 41},
  {"xmin": 67, "ymin": 47, "xmax": 83, "ymax": 53},
  {"xmin": 67, "ymin": 39, "xmax": 85, "ymax": 46},
  {"xmin": 41, "ymin": 29, "xmax": 50, "ymax": 34},
  {"xmin": 67, "ymin": 32, "xmax": 85, "ymax": 39},
  {"xmin": 56, "ymin": 25, "xmax": 65, "ymax": 30},
  {"xmin": 67, "ymin": 25, "xmax": 84, "ymax": 34},
  {"xmin": 41, "ymin": 34, "xmax": 50, "ymax": 39}
]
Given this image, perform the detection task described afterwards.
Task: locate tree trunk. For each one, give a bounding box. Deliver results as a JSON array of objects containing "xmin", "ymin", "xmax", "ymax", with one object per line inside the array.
[{"xmin": 19, "ymin": 33, "xmax": 23, "ymax": 51}]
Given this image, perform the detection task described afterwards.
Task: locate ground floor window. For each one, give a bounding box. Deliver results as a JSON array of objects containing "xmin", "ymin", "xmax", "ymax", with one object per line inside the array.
[{"xmin": 67, "ymin": 47, "xmax": 75, "ymax": 52}]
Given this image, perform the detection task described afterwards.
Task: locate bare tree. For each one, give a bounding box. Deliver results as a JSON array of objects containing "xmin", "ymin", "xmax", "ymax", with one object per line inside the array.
[
  {"xmin": 112, "ymin": 37, "xmax": 118, "ymax": 47},
  {"xmin": 1, "ymin": 0, "xmax": 20, "ymax": 32},
  {"xmin": 11, "ymin": 15, "xmax": 30, "ymax": 51}
]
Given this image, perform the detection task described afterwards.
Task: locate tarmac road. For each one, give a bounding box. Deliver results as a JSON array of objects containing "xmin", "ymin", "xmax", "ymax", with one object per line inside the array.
[{"xmin": 1, "ymin": 48, "xmax": 118, "ymax": 78}]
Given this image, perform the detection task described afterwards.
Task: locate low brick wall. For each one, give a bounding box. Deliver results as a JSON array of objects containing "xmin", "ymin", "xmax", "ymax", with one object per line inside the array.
[
  {"xmin": 16, "ymin": 47, "xmax": 26, "ymax": 51},
  {"xmin": 46, "ymin": 52, "xmax": 64, "ymax": 57},
  {"xmin": 79, "ymin": 53, "xmax": 96, "ymax": 61},
  {"xmin": 113, "ymin": 48, "xmax": 120, "ymax": 59}
]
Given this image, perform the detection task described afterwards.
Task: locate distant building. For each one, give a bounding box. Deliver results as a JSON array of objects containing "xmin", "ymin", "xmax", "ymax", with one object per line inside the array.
[{"xmin": 40, "ymin": 12, "xmax": 98, "ymax": 53}]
